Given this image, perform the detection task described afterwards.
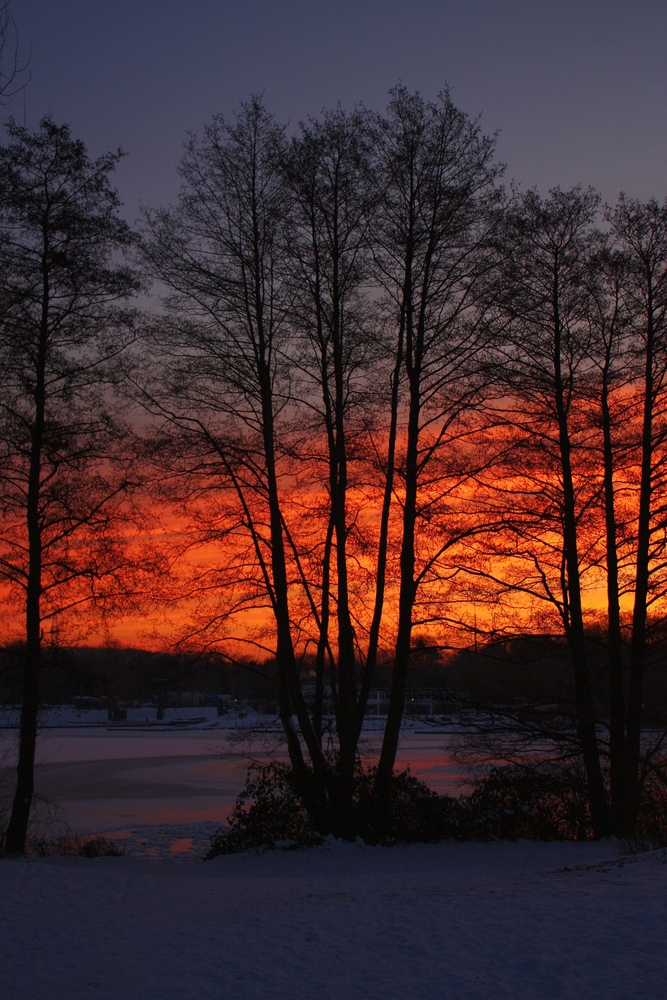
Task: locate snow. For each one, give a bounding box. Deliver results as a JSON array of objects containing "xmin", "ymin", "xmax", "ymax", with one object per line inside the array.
[
  {"xmin": 0, "ymin": 705, "xmax": 446, "ymax": 732},
  {"xmin": 0, "ymin": 705, "xmax": 280, "ymax": 730},
  {"xmin": 2, "ymin": 719, "xmax": 665, "ymax": 996},
  {"xmin": 2, "ymin": 838, "xmax": 666, "ymax": 999}
]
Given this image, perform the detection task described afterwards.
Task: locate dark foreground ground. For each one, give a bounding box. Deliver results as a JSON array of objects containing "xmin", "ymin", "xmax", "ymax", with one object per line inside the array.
[{"xmin": 1, "ymin": 838, "xmax": 665, "ymax": 999}]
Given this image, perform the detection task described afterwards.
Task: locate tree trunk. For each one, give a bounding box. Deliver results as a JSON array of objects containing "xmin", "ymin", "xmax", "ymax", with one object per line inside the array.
[
  {"xmin": 553, "ymin": 276, "xmax": 609, "ymax": 837},
  {"xmin": 262, "ymin": 389, "xmax": 330, "ymax": 823},
  {"xmin": 356, "ymin": 320, "xmax": 403, "ymax": 736},
  {"xmin": 329, "ymin": 258, "xmax": 359, "ymax": 832},
  {"xmin": 4, "ymin": 238, "xmax": 48, "ymax": 854},
  {"xmin": 375, "ymin": 257, "xmax": 421, "ymax": 799},
  {"xmin": 374, "ymin": 384, "xmax": 419, "ymax": 797},
  {"xmin": 626, "ymin": 285, "xmax": 655, "ymax": 827},
  {"xmin": 3, "ymin": 622, "xmax": 41, "ymax": 854},
  {"xmin": 600, "ymin": 352, "xmax": 631, "ymax": 834}
]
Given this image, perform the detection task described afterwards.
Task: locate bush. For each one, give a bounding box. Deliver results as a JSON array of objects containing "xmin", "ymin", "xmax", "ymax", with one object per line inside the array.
[
  {"xmin": 456, "ymin": 764, "xmax": 592, "ymax": 841},
  {"xmin": 353, "ymin": 768, "xmax": 459, "ymax": 845},
  {"xmin": 622, "ymin": 777, "xmax": 667, "ymax": 853},
  {"xmin": 204, "ymin": 759, "xmax": 599, "ymax": 858},
  {"xmin": 4, "ymin": 761, "xmax": 598, "ymax": 859},
  {"xmin": 204, "ymin": 761, "xmax": 460, "ymax": 858},
  {"xmin": 204, "ymin": 762, "xmax": 319, "ymax": 857}
]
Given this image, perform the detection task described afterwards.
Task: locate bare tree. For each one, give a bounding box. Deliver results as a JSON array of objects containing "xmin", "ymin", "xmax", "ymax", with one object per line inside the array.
[
  {"xmin": 468, "ymin": 187, "xmax": 612, "ymax": 835},
  {"xmin": 371, "ymin": 86, "xmax": 501, "ymax": 799},
  {"xmin": 140, "ymin": 90, "xmax": 502, "ymax": 834},
  {"xmin": 459, "ymin": 190, "xmax": 667, "ymax": 839},
  {"xmin": 0, "ymin": 118, "xmax": 139, "ymax": 853},
  {"xmin": 0, "ymin": 1, "xmax": 29, "ymax": 108},
  {"xmin": 606, "ymin": 196, "xmax": 667, "ymax": 829},
  {"xmin": 580, "ymin": 238, "xmax": 636, "ymax": 832},
  {"xmin": 281, "ymin": 104, "xmax": 380, "ymax": 824},
  {"xmin": 140, "ymin": 98, "xmax": 340, "ymax": 827}
]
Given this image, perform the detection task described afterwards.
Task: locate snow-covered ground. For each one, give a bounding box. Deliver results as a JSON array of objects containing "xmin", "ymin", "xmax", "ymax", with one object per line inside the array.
[
  {"xmin": 3, "ymin": 716, "xmax": 664, "ymax": 997},
  {"xmin": 0, "ymin": 704, "xmax": 445, "ymax": 731},
  {"xmin": 1, "ymin": 838, "xmax": 665, "ymax": 999},
  {"xmin": 0, "ymin": 705, "xmax": 285, "ymax": 730}
]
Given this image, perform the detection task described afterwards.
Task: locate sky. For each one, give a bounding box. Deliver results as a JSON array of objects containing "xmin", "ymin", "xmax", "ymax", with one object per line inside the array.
[{"xmin": 8, "ymin": 0, "xmax": 667, "ymax": 223}]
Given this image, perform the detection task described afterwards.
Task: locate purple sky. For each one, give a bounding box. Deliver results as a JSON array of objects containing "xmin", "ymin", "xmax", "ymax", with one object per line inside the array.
[{"xmin": 10, "ymin": 0, "xmax": 667, "ymax": 220}]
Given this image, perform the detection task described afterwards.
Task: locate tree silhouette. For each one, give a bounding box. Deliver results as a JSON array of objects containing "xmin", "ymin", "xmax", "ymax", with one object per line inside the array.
[
  {"xmin": 0, "ymin": 118, "xmax": 139, "ymax": 853},
  {"xmin": 140, "ymin": 90, "xmax": 502, "ymax": 834}
]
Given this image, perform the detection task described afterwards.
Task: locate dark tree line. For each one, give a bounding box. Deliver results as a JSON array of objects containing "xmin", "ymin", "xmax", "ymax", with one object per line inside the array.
[
  {"xmin": 468, "ymin": 189, "xmax": 667, "ymax": 836},
  {"xmin": 1, "ymin": 87, "xmax": 667, "ymax": 851}
]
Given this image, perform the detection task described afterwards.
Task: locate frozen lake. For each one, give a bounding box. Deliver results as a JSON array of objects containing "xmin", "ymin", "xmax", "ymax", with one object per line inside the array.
[{"xmin": 0, "ymin": 726, "xmax": 465, "ymax": 836}]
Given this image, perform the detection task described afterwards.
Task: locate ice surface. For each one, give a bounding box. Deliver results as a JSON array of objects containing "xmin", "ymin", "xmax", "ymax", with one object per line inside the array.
[{"xmin": 0, "ymin": 729, "xmax": 466, "ymax": 834}]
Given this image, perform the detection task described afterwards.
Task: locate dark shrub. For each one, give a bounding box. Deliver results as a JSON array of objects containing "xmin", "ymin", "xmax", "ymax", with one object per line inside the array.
[
  {"xmin": 353, "ymin": 768, "xmax": 459, "ymax": 845},
  {"xmin": 204, "ymin": 762, "xmax": 319, "ymax": 857},
  {"xmin": 457, "ymin": 764, "xmax": 592, "ymax": 841},
  {"xmin": 623, "ymin": 777, "xmax": 667, "ymax": 853},
  {"xmin": 204, "ymin": 758, "xmax": 599, "ymax": 858},
  {"xmin": 205, "ymin": 761, "xmax": 460, "ymax": 857}
]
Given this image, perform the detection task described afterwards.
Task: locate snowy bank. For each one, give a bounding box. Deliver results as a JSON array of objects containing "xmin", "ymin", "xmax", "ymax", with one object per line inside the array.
[{"xmin": 1, "ymin": 838, "xmax": 665, "ymax": 999}]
